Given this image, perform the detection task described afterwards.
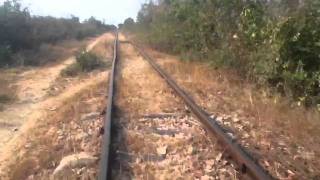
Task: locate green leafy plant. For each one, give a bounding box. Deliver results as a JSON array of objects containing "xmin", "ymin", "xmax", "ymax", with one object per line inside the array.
[
  {"xmin": 127, "ymin": 0, "xmax": 319, "ymax": 107},
  {"xmin": 61, "ymin": 50, "xmax": 105, "ymax": 77},
  {"xmin": 0, "ymin": 0, "xmax": 116, "ymax": 67}
]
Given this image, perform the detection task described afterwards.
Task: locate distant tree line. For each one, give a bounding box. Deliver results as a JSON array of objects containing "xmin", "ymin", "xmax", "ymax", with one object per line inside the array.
[
  {"xmin": 0, "ymin": 0, "xmax": 116, "ymax": 67},
  {"xmin": 123, "ymin": 0, "xmax": 320, "ymax": 107}
]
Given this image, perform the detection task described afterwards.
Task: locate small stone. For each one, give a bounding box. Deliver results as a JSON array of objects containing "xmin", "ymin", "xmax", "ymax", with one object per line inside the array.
[
  {"xmin": 223, "ymin": 122, "xmax": 231, "ymax": 126},
  {"xmin": 12, "ymin": 128, "xmax": 19, "ymax": 132},
  {"xmin": 157, "ymin": 146, "xmax": 167, "ymax": 155},
  {"xmin": 227, "ymin": 132, "xmax": 235, "ymax": 139},
  {"xmin": 216, "ymin": 116, "xmax": 223, "ymax": 123},
  {"xmin": 243, "ymin": 133, "xmax": 250, "ymax": 139},
  {"xmin": 187, "ymin": 146, "xmax": 194, "ymax": 155}
]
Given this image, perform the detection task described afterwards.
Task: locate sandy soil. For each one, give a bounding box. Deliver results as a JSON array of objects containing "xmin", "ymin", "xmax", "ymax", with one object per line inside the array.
[
  {"xmin": 0, "ymin": 33, "xmax": 114, "ymax": 155},
  {"xmin": 0, "ymin": 75, "xmax": 107, "ymax": 179},
  {"xmin": 0, "ymin": 32, "xmax": 115, "ymax": 179},
  {"xmin": 110, "ymin": 41, "xmax": 238, "ymax": 179}
]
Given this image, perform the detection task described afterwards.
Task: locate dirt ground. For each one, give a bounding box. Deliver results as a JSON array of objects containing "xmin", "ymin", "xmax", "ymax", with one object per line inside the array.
[
  {"xmin": 144, "ymin": 47, "xmax": 320, "ymax": 179},
  {"xmin": 0, "ymin": 32, "xmax": 115, "ymax": 179},
  {"xmin": 0, "ymin": 33, "xmax": 114, "ymax": 152}
]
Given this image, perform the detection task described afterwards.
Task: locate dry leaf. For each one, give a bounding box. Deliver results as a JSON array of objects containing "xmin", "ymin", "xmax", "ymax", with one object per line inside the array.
[
  {"xmin": 301, "ymin": 151, "xmax": 315, "ymax": 160},
  {"xmin": 201, "ymin": 175, "xmax": 211, "ymax": 180},
  {"xmin": 175, "ymin": 133, "xmax": 185, "ymax": 139},
  {"xmin": 287, "ymin": 169, "xmax": 295, "ymax": 176},
  {"xmin": 233, "ymin": 117, "xmax": 240, "ymax": 123},
  {"xmin": 263, "ymin": 160, "xmax": 270, "ymax": 167},
  {"xmin": 206, "ymin": 159, "xmax": 215, "ymax": 167}
]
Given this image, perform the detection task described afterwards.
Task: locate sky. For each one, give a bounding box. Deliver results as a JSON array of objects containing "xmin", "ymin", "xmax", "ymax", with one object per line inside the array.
[{"xmin": 1, "ymin": 0, "xmax": 146, "ymax": 25}]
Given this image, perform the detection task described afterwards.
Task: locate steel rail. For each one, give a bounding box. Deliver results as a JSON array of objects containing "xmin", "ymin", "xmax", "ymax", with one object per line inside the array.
[
  {"xmin": 99, "ymin": 32, "xmax": 119, "ymax": 180},
  {"xmin": 130, "ymin": 42, "xmax": 273, "ymax": 180}
]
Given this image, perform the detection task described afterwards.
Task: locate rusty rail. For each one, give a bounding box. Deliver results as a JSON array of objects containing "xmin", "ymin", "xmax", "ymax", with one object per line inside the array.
[
  {"xmin": 130, "ymin": 42, "xmax": 273, "ymax": 180},
  {"xmin": 99, "ymin": 32, "xmax": 118, "ymax": 180}
]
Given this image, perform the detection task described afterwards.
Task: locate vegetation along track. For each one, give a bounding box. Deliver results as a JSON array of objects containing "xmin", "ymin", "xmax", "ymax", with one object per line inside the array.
[{"xmin": 99, "ymin": 35, "xmax": 272, "ymax": 180}]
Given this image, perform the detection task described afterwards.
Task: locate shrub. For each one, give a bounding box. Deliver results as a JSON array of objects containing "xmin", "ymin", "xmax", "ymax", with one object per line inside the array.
[
  {"xmin": 76, "ymin": 50, "xmax": 105, "ymax": 71},
  {"xmin": 0, "ymin": 0, "xmax": 116, "ymax": 68},
  {"xmin": 129, "ymin": 0, "xmax": 320, "ymax": 107},
  {"xmin": 61, "ymin": 50, "xmax": 105, "ymax": 77},
  {"xmin": 60, "ymin": 63, "xmax": 82, "ymax": 77}
]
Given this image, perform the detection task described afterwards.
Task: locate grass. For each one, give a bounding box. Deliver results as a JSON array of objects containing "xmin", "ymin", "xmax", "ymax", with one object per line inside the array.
[
  {"xmin": 1, "ymin": 79, "xmax": 106, "ymax": 179},
  {"xmin": 148, "ymin": 49, "xmax": 320, "ymax": 178},
  {"xmin": 90, "ymin": 40, "xmax": 113, "ymax": 60},
  {"xmin": 158, "ymin": 54, "xmax": 320, "ymax": 138},
  {"xmin": 61, "ymin": 50, "xmax": 107, "ymax": 77},
  {"xmin": 0, "ymin": 38, "xmax": 90, "ymax": 111},
  {"xmin": 13, "ymin": 39, "xmax": 89, "ymax": 66}
]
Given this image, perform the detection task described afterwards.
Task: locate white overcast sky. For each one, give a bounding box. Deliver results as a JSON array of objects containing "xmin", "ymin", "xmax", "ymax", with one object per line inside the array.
[{"xmin": 1, "ymin": 0, "xmax": 146, "ymax": 24}]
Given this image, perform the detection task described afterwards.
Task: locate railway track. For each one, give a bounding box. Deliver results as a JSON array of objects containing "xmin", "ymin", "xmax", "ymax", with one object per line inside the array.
[{"xmin": 99, "ymin": 33, "xmax": 273, "ymax": 180}]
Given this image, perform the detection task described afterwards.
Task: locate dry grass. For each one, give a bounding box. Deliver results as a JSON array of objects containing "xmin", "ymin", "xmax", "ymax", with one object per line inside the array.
[
  {"xmin": 116, "ymin": 43, "xmax": 183, "ymax": 117},
  {"xmin": 59, "ymin": 33, "xmax": 114, "ymax": 78},
  {"xmin": 89, "ymin": 33, "xmax": 114, "ymax": 61},
  {"xmin": 0, "ymin": 79, "xmax": 107, "ymax": 180},
  {"xmin": 159, "ymin": 57, "xmax": 320, "ymax": 143},
  {"xmin": 0, "ymin": 38, "xmax": 90, "ymax": 110},
  {"xmin": 146, "ymin": 49, "xmax": 320, "ymax": 179},
  {"xmin": 112, "ymin": 41, "xmax": 238, "ymax": 179},
  {"xmin": 16, "ymin": 39, "xmax": 89, "ymax": 66},
  {"xmin": 90, "ymin": 40, "xmax": 113, "ymax": 60}
]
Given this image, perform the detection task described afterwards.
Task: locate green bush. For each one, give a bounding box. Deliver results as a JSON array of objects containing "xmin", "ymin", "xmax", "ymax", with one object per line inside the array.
[
  {"xmin": 61, "ymin": 50, "xmax": 105, "ymax": 77},
  {"xmin": 76, "ymin": 50, "xmax": 105, "ymax": 71},
  {"xmin": 0, "ymin": 0, "xmax": 116, "ymax": 68},
  {"xmin": 274, "ymin": 1, "xmax": 320, "ymax": 106},
  {"xmin": 127, "ymin": 0, "xmax": 320, "ymax": 107}
]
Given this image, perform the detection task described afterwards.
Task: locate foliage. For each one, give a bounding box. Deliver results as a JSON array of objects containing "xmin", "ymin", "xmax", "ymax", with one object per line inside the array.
[
  {"xmin": 60, "ymin": 63, "xmax": 82, "ymax": 77},
  {"xmin": 275, "ymin": 1, "xmax": 320, "ymax": 105},
  {"xmin": 123, "ymin": 18, "xmax": 135, "ymax": 29},
  {"xmin": 125, "ymin": 0, "xmax": 320, "ymax": 106},
  {"xmin": 76, "ymin": 50, "xmax": 105, "ymax": 71},
  {"xmin": 61, "ymin": 50, "xmax": 105, "ymax": 77},
  {"xmin": 0, "ymin": 0, "xmax": 116, "ymax": 67}
]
